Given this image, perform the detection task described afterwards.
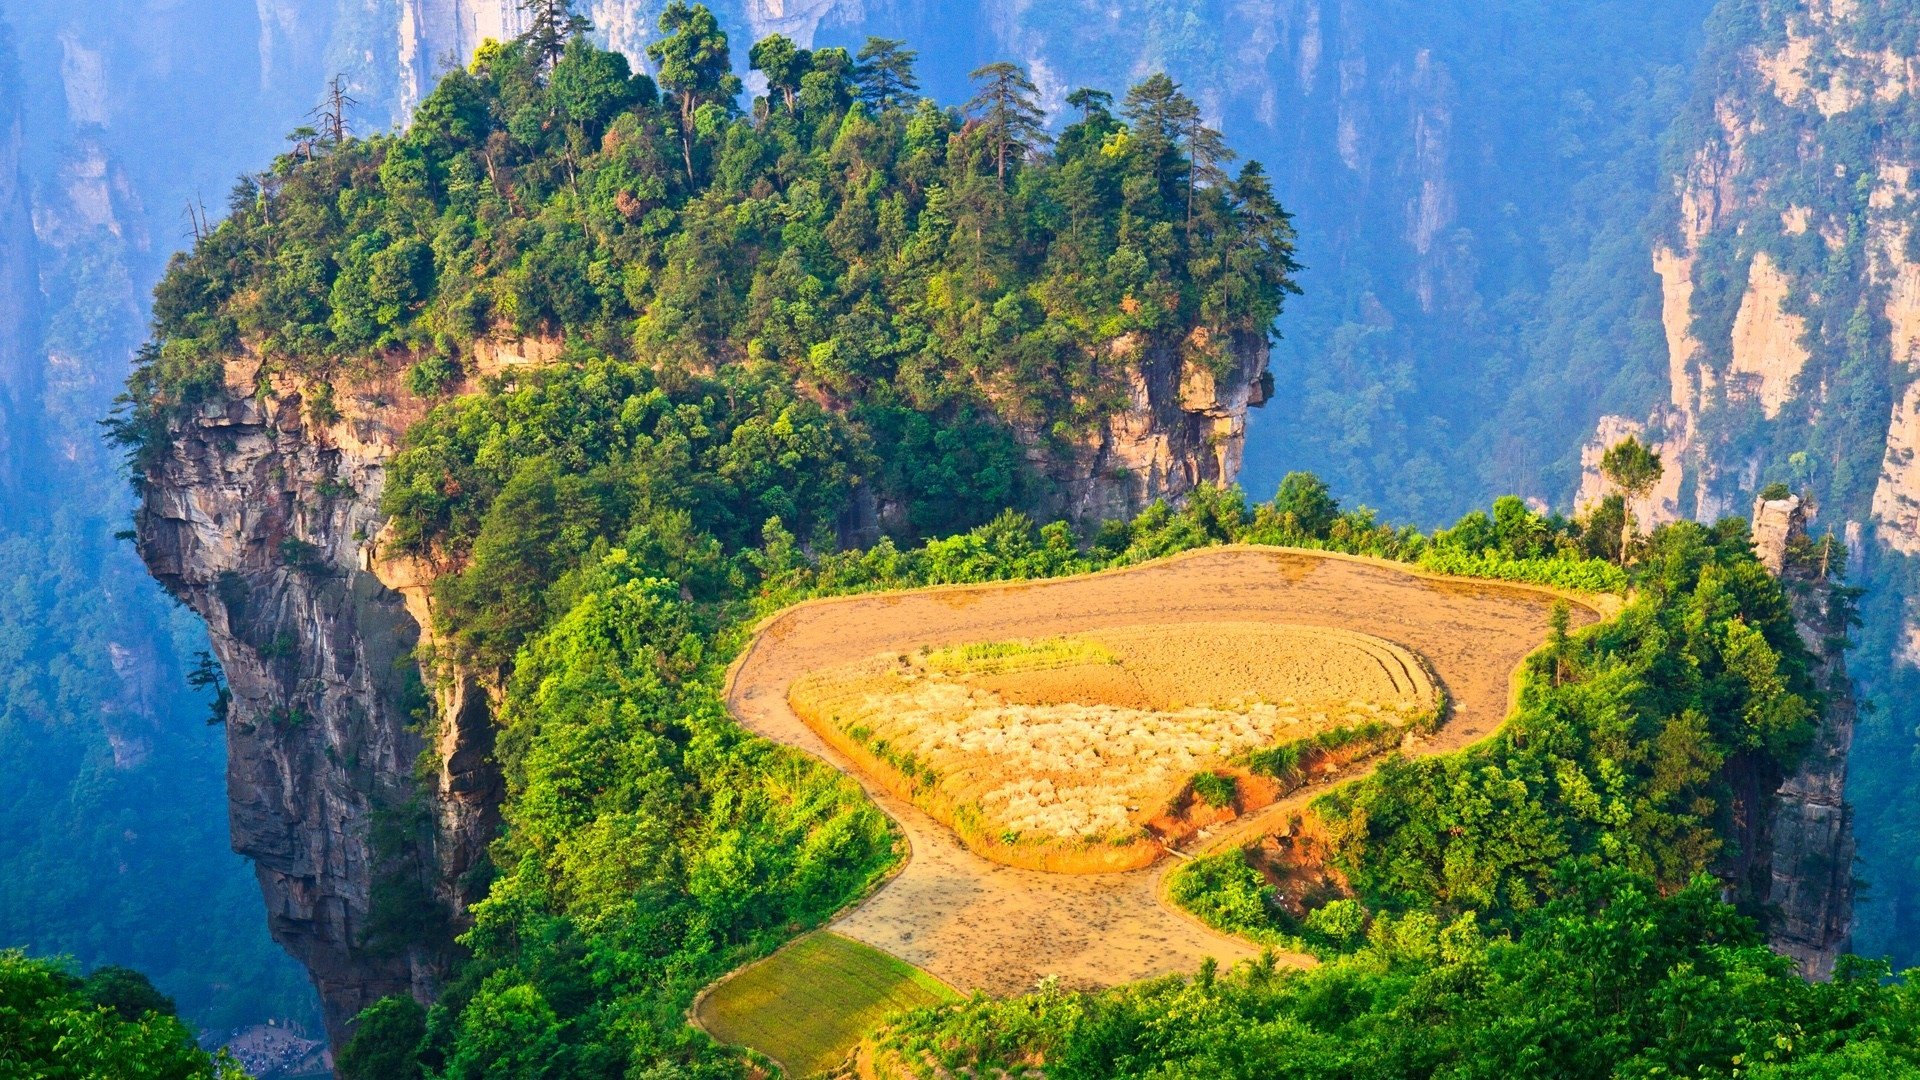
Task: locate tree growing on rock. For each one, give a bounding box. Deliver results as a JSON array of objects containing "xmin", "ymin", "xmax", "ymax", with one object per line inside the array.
[{"xmin": 1601, "ymin": 435, "xmax": 1663, "ymax": 563}]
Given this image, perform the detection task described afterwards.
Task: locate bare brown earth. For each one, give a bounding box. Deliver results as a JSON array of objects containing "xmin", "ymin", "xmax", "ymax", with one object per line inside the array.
[
  {"xmin": 790, "ymin": 624, "xmax": 1436, "ymax": 869},
  {"xmin": 724, "ymin": 546, "xmax": 1604, "ymax": 996}
]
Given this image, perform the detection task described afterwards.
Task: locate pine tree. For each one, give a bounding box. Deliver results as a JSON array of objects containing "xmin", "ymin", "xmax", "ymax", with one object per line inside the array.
[
  {"xmin": 854, "ymin": 37, "xmax": 919, "ymax": 112},
  {"xmin": 519, "ymin": 0, "xmax": 592, "ymax": 70},
  {"xmin": 1181, "ymin": 108, "xmax": 1234, "ymax": 233},
  {"xmin": 966, "ymin": 61, "xmax": 1049, "ymax": 183}
]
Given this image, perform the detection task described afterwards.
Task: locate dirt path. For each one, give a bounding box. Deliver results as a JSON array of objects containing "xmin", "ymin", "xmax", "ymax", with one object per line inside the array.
[{"xmin": 724, "ymin": 546, "xmax": 1603, "ymax": 995}]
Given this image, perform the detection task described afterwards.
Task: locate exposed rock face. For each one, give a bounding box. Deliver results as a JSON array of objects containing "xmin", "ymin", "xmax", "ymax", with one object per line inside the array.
[
  {"xmin": 1050, "ymin": 330, "xmax": 1272, "ymax": 525},
  {"xmin": 1748, "ymin": 495, "xmax": 1856, "ymax": 978},
  {"xmin": 134, "ymin": 355, "xmax": 503, "ymax": 1044},
  {"xmin": 1727, "ymin": 252, "xmax": 1811, "ymax": 421},
  {"xmin": 133, "ymin": 325, "xmax": 1265, "ymax": 1039}
]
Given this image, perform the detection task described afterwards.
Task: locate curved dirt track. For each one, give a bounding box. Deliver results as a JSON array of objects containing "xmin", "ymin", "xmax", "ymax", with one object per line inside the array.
[{"xmin": 724, "ymin": 546, "xmax": 1602, "ymax": 996}]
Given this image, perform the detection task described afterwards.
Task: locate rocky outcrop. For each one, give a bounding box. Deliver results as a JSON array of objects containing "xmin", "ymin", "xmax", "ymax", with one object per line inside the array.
[
  {"xmin": 1727, "ymin": 252, "xmax": 1811, "ymax": 421},
  {"xmin": 1050, "ymin": 329, "xmax": 1272, "ymax": 525},
  {"xmin": 133, "ymin": 354, "xmax": 508, "ymax": 1044},
  {"xmin": 1748, "ymin": 495, "xmax": 1856, "ymax": 978}
]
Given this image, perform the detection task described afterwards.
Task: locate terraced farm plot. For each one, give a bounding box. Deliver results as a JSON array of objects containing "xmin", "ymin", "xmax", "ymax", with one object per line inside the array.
[
  {"xmin": 790, "ymin": 623, "xmax": 1437, "ymax": 864},
  {"xmin": 694, "ymin": 932, "xmax": 957, "ymax": 1078},
  {"xmin": 724, "ymin": 546, "xmax": 1603, "ymax": 997}
]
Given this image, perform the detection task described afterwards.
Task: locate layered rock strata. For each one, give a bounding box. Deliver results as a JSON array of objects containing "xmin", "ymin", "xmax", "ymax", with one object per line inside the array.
[
  {"xmin": 134, "ymin": 354, "xmax": 510, "ymax": 1043},
  {"xmin": 1748, "ymin": 495, "xmax": 1856, "ymax": 978}
]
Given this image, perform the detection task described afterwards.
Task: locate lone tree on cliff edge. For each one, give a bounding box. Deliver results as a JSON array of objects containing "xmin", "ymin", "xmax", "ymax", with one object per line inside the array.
[
  {"xmin": 520, "ymin": 0, "xmax": 592, "ymax": 69},
  {"xmin": 312, "ymin": 75, "xmax": 357, "ymax": 147},
  {"xmin": 1601, "ymin": 435, "xmax": 1664, "ymax": 565},
  {"xmin": 966, "ymin": 61, "xmax": 1048, "ymax": 183}
]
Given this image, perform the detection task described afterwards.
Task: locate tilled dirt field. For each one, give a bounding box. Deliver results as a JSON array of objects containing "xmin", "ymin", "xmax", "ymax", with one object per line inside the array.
[
  {"xmin": 791, "ymin": 623, "xmax": 1435, "ymax": 848},
  {"xmin": 724, "ymin": 546, "xmax": 1602, "ymax": 996}
]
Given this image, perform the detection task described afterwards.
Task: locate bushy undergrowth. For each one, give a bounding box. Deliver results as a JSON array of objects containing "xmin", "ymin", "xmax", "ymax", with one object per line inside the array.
[
  {"xmin": 875, "ymin": 872, "xmax": 1920, "ymax": 1079},
  {"xmin": 0, "ymin": 951, "xmax": 242, "ymax": 1079}
]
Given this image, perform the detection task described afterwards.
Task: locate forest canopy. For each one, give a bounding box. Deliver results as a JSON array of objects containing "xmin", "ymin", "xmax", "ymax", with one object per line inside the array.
[{"xmin": 114, "ymin": 1, "xmax": 1297, "ymax": 533}]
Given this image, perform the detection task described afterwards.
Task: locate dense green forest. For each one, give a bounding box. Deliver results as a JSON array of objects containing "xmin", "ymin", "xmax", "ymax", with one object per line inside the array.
[
  {"xmin": 82, "ymin": 3, "xmax": 1911, "ymax": 1077},
  {"xmin": 0, "ymin": 950, "xmax": 244, "ymax": 1078},
  {"xmin": 116, "ymin": 4, "xmax": 1296, "ymax": 532}
]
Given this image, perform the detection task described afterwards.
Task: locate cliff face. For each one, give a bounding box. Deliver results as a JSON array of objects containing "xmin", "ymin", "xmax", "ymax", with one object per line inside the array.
[
  {"xmin": 1051, "ymin": 330, "xmax": 1272, "ymax": 525},
  {"xmin": 133, "ymin": 353, "xmax": 516, "ymax": 1043},
  {"xmin": 1570, "ymin": 0, "xmax": 1920, "ymax": 966},
  {"xmin": 1747, "ymin": 495, "xmax": 1856, "ymax": 977}
]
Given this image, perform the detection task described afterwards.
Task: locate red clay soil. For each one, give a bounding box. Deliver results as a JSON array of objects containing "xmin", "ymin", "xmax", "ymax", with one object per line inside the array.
[{"xmin": 724, "ymin": 546, "xmax": 1603, "ymax": 996}]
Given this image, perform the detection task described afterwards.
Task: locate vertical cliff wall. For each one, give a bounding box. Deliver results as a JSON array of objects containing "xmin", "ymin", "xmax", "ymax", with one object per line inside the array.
[
  {"xmin": 133, "ymin": 354, "xmax": 515, "ymax": 1044},
  {"xmin": 1748, "ymin": 495, "xmax": 1856, "ymax": 977},
  {"xmin": 1571, "ymin": 0, "xmax": 1920, "ymax": 967}
]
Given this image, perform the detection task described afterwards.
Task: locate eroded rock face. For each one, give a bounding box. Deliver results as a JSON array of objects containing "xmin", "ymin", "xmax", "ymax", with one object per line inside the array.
[
  {"xmin": 1049, "ymin": 329, "xmax": 1271, "ymax": 525},
  {"xmin": 134, "ymin": 356, "xmax": 501, "ymax": 1044},
  {"xmin": 1748, "ymin": 495, "xmax": 1856, "ymax": 978}
]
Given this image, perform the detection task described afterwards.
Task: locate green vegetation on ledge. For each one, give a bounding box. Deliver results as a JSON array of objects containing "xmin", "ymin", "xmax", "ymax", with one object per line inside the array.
[{"xmin": 113, "ymin": 2, "xmax": 1297, "ymax": 525}]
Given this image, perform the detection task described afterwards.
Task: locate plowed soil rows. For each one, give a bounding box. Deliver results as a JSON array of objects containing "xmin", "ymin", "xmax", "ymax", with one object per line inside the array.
[
  {"xmin": 724, "ymin": 546, "xmax": 1601, "ymax": 996},
  {"xmin": 789, "ymin": 623, "xmax": 1436, "ymax": 861}
]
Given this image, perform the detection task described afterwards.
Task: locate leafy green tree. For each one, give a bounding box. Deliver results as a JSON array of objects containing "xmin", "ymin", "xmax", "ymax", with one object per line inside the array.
[
  {"xmin": 1601, "ymin": 434, "xmax": 1663, "ymax": 562},
  {"xmin": 748, "ymin": 33, "xmax": 807, "ymax": 113},
  {"xmin": 966, "ymin": 61, "xmax": 1049, "ymax": 182},
  {"xmin": 0, "ymin": 952, "xmax": 240, "ymax": 1079},
  {"xmin": 854, "ymin": 37, "xmax": 919, "ymax": 112},
  {"xmin": 646, "ymin": 2, "xmax": 740, "ymax": 182},
  {"xmin": 1268, "ymin": 471, "xmax": 1340, "ymax": 538},
  {"xmin": 335, "ymin": 995, "xmax": 425, "ymax": 1080}
]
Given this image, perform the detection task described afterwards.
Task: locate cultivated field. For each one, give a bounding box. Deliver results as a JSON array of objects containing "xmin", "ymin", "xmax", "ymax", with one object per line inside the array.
[
  {"xmin": 693, "ymin": 932, "xmax": 957, "ymax": 1078},
  {"xmin": 724, "ymin": 546, "xmax": 1602, "ymax": 997},
  {"xmin": 790, "ymin": 623, "xmax": 1437, "ymax": 866}
]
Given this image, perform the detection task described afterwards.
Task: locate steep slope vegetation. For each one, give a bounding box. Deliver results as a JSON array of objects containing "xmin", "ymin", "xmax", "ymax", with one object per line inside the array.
[
  {"xmin": 119, "ymin": 14, "xmax": 1298, "ymax": 1043},
  {"xmin": 1568, "ymin": 0, "xmax": 1919, "ymax": 967}
]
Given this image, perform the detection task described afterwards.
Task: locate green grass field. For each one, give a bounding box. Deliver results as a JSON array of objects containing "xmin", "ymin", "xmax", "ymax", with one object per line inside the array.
[{"xmin": 695, "ymin": 932, "xmax": 959, "ymax": 1076}]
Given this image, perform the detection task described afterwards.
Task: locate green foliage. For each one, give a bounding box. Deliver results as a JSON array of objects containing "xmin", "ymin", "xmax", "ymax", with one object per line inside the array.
[
  {"xmin": 119, "ymin": 9, "xmax": 1299, "ymax": 505},
  {"xmin": 1599, "ymin": 435, "xmax": 1663, "ymax": 499},
  {"xmin": 0, "ymin": 951, "xmax": 244, "ymax": 1079},
  {"xmin": 1188, "ymin": 771, "xmax": 1238, "ymax": 809},
  {"xmin": 336, "ymin": 995, "xmax": 426, "ymax": 1080},
  {"xmin": 875, "ymin": 872, "xmax": 1920, "ymax": 1079},
  {"xmin": 1165, "ymin": 851, "xmax": 1295, "ymax": 949},
  {"xmin": 1315, "ymin": 520, "xmax": 1812, "ymax": 923},
  {"xmin": 409, "ymin": 573, "xmax": 898, "ymax": 1075}
]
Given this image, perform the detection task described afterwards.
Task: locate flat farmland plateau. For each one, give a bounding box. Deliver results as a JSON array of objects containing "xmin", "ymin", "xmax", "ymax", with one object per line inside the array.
[{"xmin": 724, "ymin": 546, "xmax": 1602, "ymax": 995}]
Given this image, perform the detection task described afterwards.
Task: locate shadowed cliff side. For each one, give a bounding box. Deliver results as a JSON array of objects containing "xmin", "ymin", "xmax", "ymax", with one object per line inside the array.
[
  {"xmin": 1747, "ymin": 494, "xmax": 1856, "ymax": 977},
  {"xmin": 133, "ymin": 353, "xmax": 508, "ymax": 1043}
]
